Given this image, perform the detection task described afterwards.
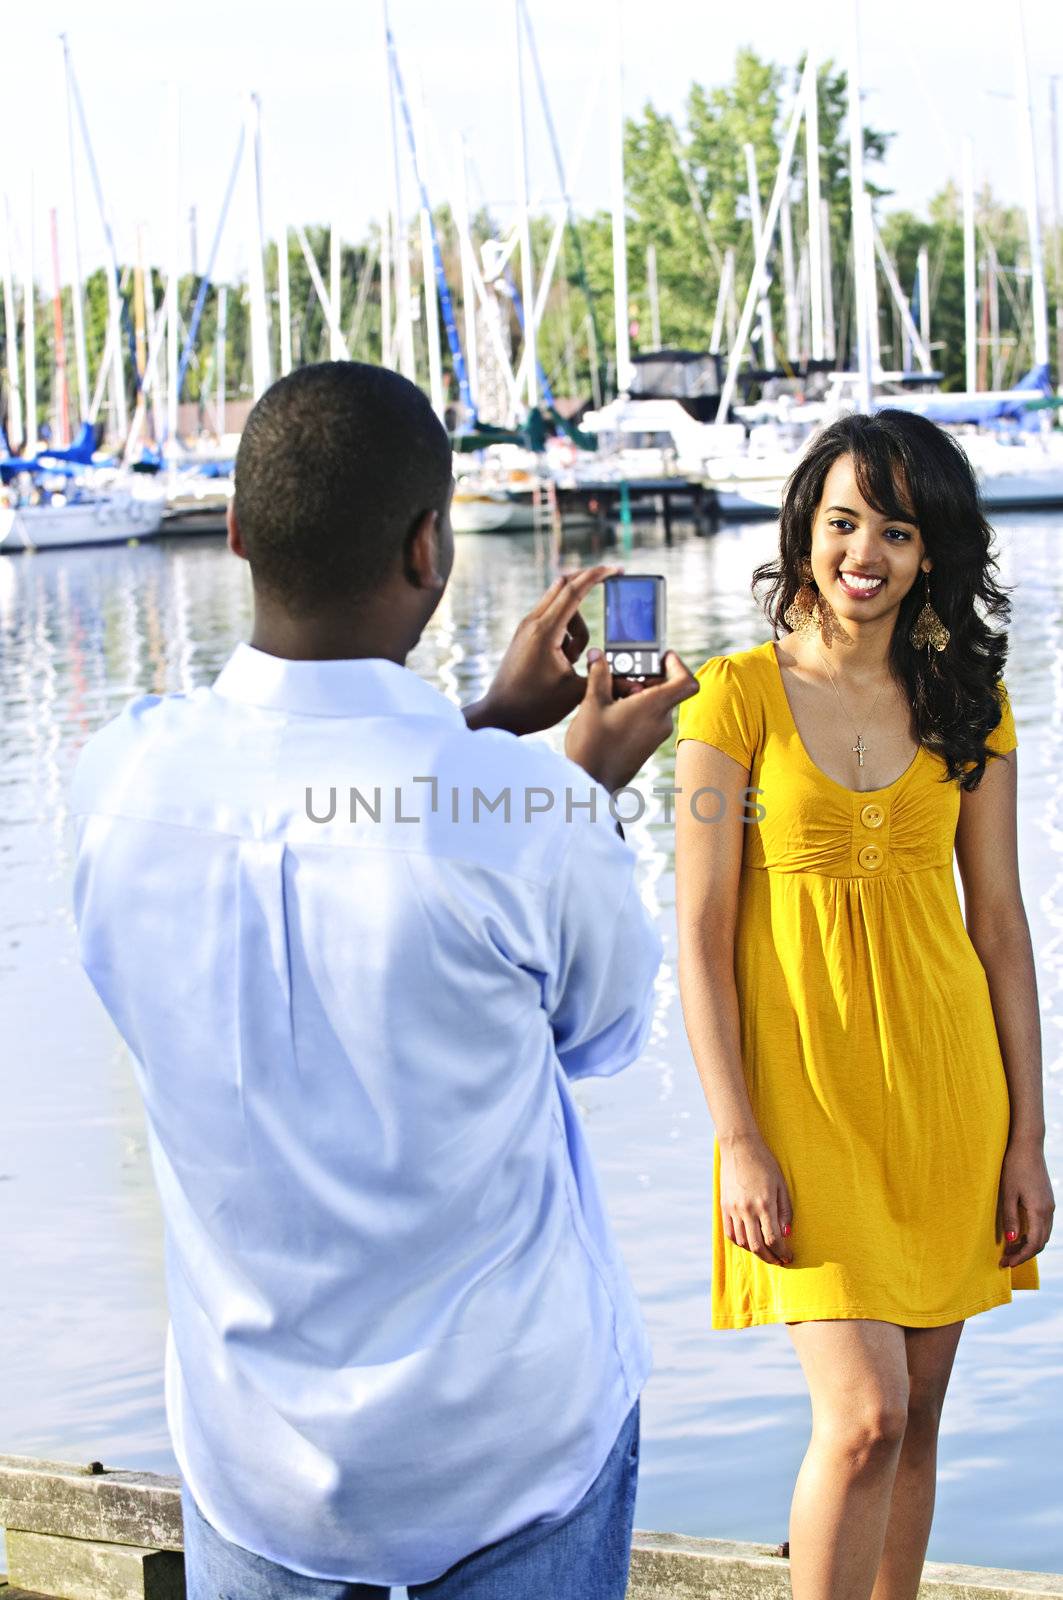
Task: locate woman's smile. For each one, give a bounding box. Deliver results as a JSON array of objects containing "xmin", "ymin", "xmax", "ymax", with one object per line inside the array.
[{"xmin": 836, "ymin": 569, "xmax": 887, "ymax": 601}]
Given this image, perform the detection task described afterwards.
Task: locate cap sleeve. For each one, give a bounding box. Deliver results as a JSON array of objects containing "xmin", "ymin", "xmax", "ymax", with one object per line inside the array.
[
  {"xmin": 676, "ymin": 654, "xmax": 757, "ymax": 770},
  {"xmin": 986, "ymin": 678, "xmax": 1017, "ymax": 755}
]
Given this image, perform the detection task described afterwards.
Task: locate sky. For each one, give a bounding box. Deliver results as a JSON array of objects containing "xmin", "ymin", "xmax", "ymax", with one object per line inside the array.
[{"xmin": 2, "ymin": 0, "xmax": 1061, "ymax": 290}]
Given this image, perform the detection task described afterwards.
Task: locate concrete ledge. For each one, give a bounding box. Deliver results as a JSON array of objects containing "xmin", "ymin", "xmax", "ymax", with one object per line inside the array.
[
  {"xmin": 0, "ymin": 1459, "xmax": 182, "ymax": 1552},
  {"xmin": 628, "ymin": 1532, "xmax": 1063, "ymax": 1599},
  {"xmin": 4, "ymin": 1533, "xmax": 183, "ymax": 1600},
  {"xmin": 2, "ymin": 1458, "xmax": 1062, "ymax": 1600}
]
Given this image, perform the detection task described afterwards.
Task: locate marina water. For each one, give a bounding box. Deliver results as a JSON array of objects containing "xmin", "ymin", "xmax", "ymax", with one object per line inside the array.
[{"xmin": 1, "ymin": 515, "xmax": 1061, "ymax": 1572}]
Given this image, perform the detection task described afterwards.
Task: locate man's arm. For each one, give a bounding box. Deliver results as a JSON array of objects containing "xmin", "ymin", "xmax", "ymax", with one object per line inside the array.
[{"xmin": 541, "ymin": 819, "xmax": 662, "ymax": 1081}]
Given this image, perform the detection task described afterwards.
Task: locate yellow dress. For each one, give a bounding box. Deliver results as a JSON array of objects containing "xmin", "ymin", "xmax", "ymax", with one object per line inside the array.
[{"xmin": 677, "ymin": 640, "xmax": 1039, "ymax": 1329}]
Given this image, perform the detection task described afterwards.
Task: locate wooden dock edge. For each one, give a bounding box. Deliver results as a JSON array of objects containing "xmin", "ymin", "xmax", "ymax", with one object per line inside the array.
[{"xmin": 2, "ymin": 1456, "xmax": 1061, "ymax": 1598}]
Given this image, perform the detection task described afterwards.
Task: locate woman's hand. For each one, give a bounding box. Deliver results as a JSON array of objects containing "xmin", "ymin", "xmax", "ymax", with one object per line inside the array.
[
  {"xmin": 998, "ymin": 1136, "xmax": 1055, "ymax": 1268},
  {"xmin": 719, "ymin": 1131, "xmax": 794, "ymax": 1266}
]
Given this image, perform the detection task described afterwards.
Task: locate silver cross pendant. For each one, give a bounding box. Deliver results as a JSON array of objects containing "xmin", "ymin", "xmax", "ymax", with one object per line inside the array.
[{"xmin": 852, "ymin": 733, "xmax": 867, "ymax": 767}]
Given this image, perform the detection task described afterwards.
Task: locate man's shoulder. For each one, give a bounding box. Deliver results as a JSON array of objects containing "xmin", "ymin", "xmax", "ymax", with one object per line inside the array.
[
  {"xmin": 71, "ymin": 693, "xmax": 165, "ymax": 790},
  {"xmin": 70, "ymin": 689, "xmax": 206, "ymax": 816}
]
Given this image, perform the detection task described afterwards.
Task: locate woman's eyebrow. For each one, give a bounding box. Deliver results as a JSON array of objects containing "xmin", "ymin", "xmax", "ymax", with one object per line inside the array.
[{"xmin": 826, "ymin": 502, "xmax": 920, "ymax": 526}]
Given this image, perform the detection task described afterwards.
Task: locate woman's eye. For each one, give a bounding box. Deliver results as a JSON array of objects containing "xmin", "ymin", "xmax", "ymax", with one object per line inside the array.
[
  {"xmin": 885, "ymin": 529, "xmax": 912, "ymax": 541},
  {"xmin": 829, "ymin": 519, "xmax": 854, "ymax": 531}
]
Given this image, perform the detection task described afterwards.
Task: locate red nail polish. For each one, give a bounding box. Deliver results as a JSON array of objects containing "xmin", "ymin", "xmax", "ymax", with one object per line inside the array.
[
  {"xmin": 782, "ymin": 1224, "xmax": 792, "ymax": 1237},
  {"xmin": 1006, "ymin": 1230, "xmax": 1018, "ymax": 1242}
]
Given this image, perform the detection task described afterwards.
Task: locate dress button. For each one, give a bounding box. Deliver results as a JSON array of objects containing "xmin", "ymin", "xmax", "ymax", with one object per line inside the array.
[
  {"xmin": 858, "ymin": 844, "xmax": 883, "ymax": 871},
  {"xmin": 860, "ymin": 803, "xmax": 884, "ymax": 829}
]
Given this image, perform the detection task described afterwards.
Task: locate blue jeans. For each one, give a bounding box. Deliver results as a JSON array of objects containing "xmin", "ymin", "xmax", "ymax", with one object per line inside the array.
[{"xmin": 181, "ymin": 1400, "xmax": 639, "ymax": 1600}]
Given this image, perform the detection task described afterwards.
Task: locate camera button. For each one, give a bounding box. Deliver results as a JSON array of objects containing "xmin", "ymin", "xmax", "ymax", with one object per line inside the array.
[{"xmin": 613, "ymin": 651, "xmax": 635, "ymax": 674}]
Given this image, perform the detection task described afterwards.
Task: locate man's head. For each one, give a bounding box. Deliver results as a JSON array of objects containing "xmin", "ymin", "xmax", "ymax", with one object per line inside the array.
[{"xmin": 228, "ymin": 362, "xmax": 454, "ymax": 659}]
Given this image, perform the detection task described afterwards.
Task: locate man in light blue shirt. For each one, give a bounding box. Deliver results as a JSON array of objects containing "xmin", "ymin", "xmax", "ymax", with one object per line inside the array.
[{"xmin": 72, "ymin": 363, "xmax": 696, "ymax": 1598}]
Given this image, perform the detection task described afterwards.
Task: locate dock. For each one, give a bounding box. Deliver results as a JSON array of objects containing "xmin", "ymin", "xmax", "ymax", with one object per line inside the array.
[
  {"xmin": 2, "ymin": 1454, "xmax": 1062, "ymax": 1599},
  {"xmin": 551, "ymin": 476, "xmax": 718, "ymax": 537}
]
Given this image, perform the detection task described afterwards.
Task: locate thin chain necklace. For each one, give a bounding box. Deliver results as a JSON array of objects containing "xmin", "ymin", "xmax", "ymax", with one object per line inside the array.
[{"xmin": 815, "ymin": 649, "xmax": 891, "ymax": 769}]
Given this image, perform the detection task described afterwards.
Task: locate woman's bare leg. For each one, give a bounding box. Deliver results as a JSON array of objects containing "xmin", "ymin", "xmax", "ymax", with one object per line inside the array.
[
  {"xmin": 870, "ymin": 1321, "xmax": 964, "ymax": 1600},
  {"xmin": 787, "ymin": 1320, "xmax": 910, "ymax": 1600}
]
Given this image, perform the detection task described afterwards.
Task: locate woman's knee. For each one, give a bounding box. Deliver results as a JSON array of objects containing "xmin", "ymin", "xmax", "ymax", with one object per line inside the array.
[
  {"xmin": 818, "ymin": 1388, "xmax": 909, "ymax": 1470},
  {"xmin": 904, "ymin": 1375, "xmax": 947, "ymax": 1444}
]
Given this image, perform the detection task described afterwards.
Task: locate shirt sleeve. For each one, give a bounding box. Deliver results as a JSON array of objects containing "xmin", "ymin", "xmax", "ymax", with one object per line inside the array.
[
  {"xmin": 986, "ymin": 678, "xmax": 1017, "ymax": 755},
  {"xmin": 675, "ymin": 654, "xmax": 757, "ymax": 769},
  {"xmin": 541, "ymin": 821, "xmax": 663, "ymax": 1081}
]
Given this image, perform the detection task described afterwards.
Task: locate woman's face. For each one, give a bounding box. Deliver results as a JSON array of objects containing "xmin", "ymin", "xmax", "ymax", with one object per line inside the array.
[{"xmin": 808, "ymin": 453, "xmax": 929, "ymax": 630}]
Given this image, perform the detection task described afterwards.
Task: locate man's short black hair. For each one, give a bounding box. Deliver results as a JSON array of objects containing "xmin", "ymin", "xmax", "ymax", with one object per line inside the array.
[{"xmin": 233, "ymin": 361, "xmax": 453, "ymax": 614}]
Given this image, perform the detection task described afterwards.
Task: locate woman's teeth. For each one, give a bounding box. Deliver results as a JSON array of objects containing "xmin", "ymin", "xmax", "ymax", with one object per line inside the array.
[{"xmin": 838, "ymin": 571, "xmax": 885, "ymax": 598}]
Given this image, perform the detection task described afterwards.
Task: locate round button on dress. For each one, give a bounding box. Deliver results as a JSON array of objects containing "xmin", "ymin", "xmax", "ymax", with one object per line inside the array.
[{"xmin": 677, "ymin": 640, "xmax": 1039, "ymax": 1330}]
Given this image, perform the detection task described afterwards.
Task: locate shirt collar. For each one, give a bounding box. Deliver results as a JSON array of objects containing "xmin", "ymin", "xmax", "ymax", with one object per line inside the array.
[{"xmin": 211, "ymin": 642, "xmax": 466, "ymax": 724}]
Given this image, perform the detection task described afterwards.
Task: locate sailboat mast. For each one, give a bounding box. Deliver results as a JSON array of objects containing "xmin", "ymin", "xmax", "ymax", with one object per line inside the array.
[
  {"xmin": 455, "ymin": 133, "xmax": 480, "ymax": 416},
  {"xmin": 780, "ymin": 192, "xmax": 799, "ymax": 359},
  {"xmin": 709, "ymin": 248, "xmax": 734, "ymax": 356},
  {"xmin": 744, "ymin": 142, "xmax": 776, "ymax": 369},
  {"xmin": 609, "ymin": 0, "xmax": 632, "ymax": 395},
  {"xmin": 244, "ymin": 92, "xmax": 272, "ymax": 400},
  {"xmin": 49, "ymin": 208, "xmax": 70, "ymax": 447},
  {"xmin": 820, "ymin": 200, "xmax": 836, "ymax": 362},
  {"xmin": 917, "ymin": 243, "xmax": 930, "ymax": 349},
  {"xmin": 1014, "ymin": 0, "xmax": 1050, "ymax": 368},
  {"xmin": 647, "ymin": 243, "xmax": 661, "ymax": 350},
  {"xmin": 2, "ymin": 198, "xmax": 24, "ymax": 449},
  {"xmin": 65, "ymin": 42, "xmax": 127, "ymax": 438},
  {"xmin": 1051, "ymin": 77, "xmax": 1063, "ymax": 381},
  {"xmin": 167, "ymin": 85, "xmax": 180, "ymax": 460},
  {"xmin": 133, "ymin": 224, "xmax": 148, "ymax": 388},
  {"xmin": 847, "ymin": 0, "xmax": 873, "ymax": 409},
  {"xmin": 962, "ymin": 136, "xmax": 977, "ymax": 391},
  {"xmin": 512, "ymin": 0, "xmax": 537, "ymax": 409},
  {"xmin": 410, "ymin": 82, "xmax": 444, "ymax": 418},
  {"xmin": 382, "ymin": 0, "xmax": 414, "ymax": 380},
  {"xmin": 23, "ymin": 179, "xmax": 37, "ymax": 452},
  {"xmin": 278, "ymin": 224, "xmax": 292, "ymax": 376},
  {"xmin": 330, "ymin": 222, "xmax": 344, "ymax": 361},
  {"xmin": 60, "ymin": 37, "xmax": 90, "ymax": 425},
  {"xmin": 216, "ymin": 284, "xmax": 227, "ymax": 437},
  {"xmin": 805, "ymin": 47, "xmax": 825, "ymax": 362}
]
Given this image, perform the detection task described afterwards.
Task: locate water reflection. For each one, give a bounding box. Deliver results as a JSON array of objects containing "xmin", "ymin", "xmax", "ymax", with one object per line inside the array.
[{"xmin": 0, "ymin": 518, "xmax": 1060, "ymax": 1572}]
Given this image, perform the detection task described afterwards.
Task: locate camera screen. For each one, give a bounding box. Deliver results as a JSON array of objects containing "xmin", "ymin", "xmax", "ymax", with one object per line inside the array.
[{"xmin": 605, "ymin": 578, "xmax": 659, "ymax": 644}]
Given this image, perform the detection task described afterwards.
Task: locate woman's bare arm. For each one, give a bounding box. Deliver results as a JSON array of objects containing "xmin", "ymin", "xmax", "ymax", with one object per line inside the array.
[
  {"xmin": 675, "ymin": 738, "xmax": 792, "ymax": 1265},
  {"xmin": 956, "ymin": 748, "xmax": 1054, "ymax": 1266}
]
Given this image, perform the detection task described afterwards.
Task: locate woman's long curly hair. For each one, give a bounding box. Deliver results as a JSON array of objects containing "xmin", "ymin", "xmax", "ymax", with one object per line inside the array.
[{"xmin": 752, "ymin": 410, "xmax": 1012, "ymax": 791}]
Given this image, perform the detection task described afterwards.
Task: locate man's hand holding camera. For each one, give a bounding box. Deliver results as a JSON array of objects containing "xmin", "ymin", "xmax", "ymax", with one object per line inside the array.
[{"xmin": 464, "ymin": 565, "xmax": 698, "ymax": 792}]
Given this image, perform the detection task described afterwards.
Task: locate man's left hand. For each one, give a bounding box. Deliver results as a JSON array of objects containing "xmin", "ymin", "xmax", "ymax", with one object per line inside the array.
[{"xmin": 463, "ymin": 565, "xmax": 622, "ymax": 736}]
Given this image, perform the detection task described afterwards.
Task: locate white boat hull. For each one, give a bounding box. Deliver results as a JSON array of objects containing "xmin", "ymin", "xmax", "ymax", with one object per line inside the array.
[
  {"xmin": 450, "ymin": 492, "xmax": 539, "ymax": 534},
  {"xmin": 0, "ymin": 492, "xmax": 165, "ymax": 551},
  {"xmin": 975, "ymin": 468, "xmax": 1063, "ymax": 509}
]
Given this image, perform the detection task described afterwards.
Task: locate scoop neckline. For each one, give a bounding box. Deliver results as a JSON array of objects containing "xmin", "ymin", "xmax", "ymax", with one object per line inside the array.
[{"xmin": 765, "ymin": 640, "xmax": 924, "ymax": 798}]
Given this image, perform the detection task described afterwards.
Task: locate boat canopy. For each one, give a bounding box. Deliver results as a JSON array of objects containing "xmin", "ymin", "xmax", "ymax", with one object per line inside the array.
[{"xmin": 882, "ymin": 363, "xmax": 1055, "ymax": 426}]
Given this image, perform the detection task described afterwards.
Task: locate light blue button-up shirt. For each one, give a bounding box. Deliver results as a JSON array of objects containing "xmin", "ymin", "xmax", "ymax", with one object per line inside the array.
[{"xmin": 71, "ymin": 644, "xmax": 661, "ymax": 1587}]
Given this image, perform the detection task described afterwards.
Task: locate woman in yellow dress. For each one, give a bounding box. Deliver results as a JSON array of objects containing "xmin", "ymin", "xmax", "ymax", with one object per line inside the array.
[{"xmin": 674, "ymin": 411, "xmax": 1053, "ymax": 1600}]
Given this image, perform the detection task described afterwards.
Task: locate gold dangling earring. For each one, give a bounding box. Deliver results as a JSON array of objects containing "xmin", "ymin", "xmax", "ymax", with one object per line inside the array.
[
  {"xmin": 910, "ymin": 570, "xmax": 950, "ymax": 653},
  {"xmin": 783, "ymin": 558, "xmax": 821, "ymax": 638}
]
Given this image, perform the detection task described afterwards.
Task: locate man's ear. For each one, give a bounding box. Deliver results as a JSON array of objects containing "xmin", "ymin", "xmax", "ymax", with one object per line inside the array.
[
  {"xmin": 404, "ymin": 509, "xmax": 445, "ymax": 591},
  {"xmin": 227, "ymin": 502, "xmax": 248, "ymax": 561}
]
